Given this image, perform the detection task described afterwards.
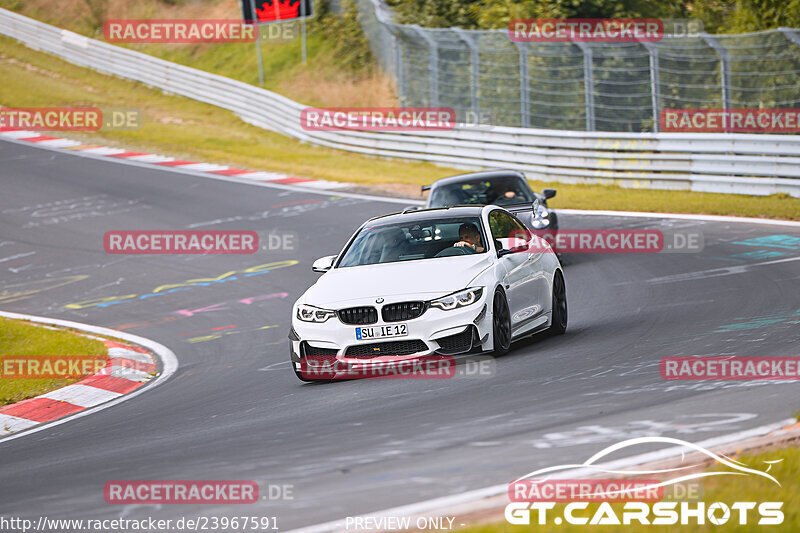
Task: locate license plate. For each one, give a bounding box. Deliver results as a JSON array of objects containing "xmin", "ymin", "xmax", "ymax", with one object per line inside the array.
[{"xmin": 355, "ymin": 324, "xmax": 408, "ymax": 340}]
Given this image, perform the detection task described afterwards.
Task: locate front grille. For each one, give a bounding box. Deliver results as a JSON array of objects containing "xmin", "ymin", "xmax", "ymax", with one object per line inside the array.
[
  {"xmin": 337, "ymin": 306, "xmax": 378, "ymax": 325},
  {"xmin": 344, "ymin": 339, "xmax": 428, "ymax": 357},
  {"xmin": 381, "ymin": 301, "xmax": 427, "ymax": 322},
  {"xmin": 435, "ymin": 326, "xmax": 475, "ymax": 354}
]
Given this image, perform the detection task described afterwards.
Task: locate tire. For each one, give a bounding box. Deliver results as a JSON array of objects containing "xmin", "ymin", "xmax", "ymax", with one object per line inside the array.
[
  {"xmin": 492, "ymin": 289, "xmax": 512, "ymax": 355},
  {"xmin": 549, "ymin": 270, "xmax": 567, "ymax": 335}
]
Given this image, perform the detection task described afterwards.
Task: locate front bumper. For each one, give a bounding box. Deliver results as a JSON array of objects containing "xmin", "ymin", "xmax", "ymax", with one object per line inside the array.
[{"xmin": 289, "ymin": 294, "xmax": 492, "ymax": 365}]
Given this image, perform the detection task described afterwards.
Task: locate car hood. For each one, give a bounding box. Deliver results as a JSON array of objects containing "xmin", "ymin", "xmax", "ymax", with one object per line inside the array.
[{"xmin": 301, "ymin": 255, "xmax": 493, "ymax": 307}]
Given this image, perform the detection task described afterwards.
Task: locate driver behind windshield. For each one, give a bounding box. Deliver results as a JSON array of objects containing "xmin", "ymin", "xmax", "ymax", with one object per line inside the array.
[
  {"xmin": 454, "ymin": 223, "xmax": 485, "ymax": 252},
  {"xmin": 489, "ymin": 179, "xmax": 520, "ymax": 204}
]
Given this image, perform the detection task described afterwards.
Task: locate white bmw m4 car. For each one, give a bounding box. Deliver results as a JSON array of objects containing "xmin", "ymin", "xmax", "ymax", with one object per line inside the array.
[{"xmin": 289, "ymin": 205, "xmax": 566, "ymax": 381}]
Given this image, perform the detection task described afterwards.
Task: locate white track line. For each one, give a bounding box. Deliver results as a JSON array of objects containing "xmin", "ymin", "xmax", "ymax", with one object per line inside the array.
[
  {"xmin": 285, "ymin": 418, "xmax": 796, "ymax": 533},
  {"xmin": 4, "ymin": 134, "xmax": 800, "ymax": 221},
  {"xmin": 1, "ymin": 135, "xmax": 418, "ymax": 205},
  {"xmin": 2, "ymin": 132, "xmax": 798, "ymax": 523},
  {"xmin": 0, "ymin": 130, "xmax": 38, "ymax": 139},
  {"xmin": 0, "ymin": 310, "xmax": 178, "ymax": 445},
  {"xmin": 559, "ymin": 208, "xmax": 800, "ymax": 227}
]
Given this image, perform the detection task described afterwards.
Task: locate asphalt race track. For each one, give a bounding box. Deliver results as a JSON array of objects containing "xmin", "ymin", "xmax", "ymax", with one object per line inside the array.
[{"xmin": 1, "ymin": 138, "xmax": 799, "ymax": 529}]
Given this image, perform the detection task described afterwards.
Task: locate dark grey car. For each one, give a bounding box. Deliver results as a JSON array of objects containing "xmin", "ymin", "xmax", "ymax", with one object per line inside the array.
[{"xmin": 420, "ymin": 170, "xmax": 558, "ymax": 232}]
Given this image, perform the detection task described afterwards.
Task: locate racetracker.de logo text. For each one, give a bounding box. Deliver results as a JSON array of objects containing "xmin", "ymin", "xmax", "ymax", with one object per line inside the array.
[
  {"xmin": 103, "ymin": 231, "xmax": 259, "ymax": 254},
  {"xmin": 300, "ymin": 108, "xmax": 457, "ymax": 132}
]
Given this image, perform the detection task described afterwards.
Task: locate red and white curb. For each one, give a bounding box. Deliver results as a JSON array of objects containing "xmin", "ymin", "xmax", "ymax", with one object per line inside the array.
[
  {"xmin": 0, "ymin": 339, "xmax": 153, "ymax": 436},
  {"xmin": 0, "ymin": 127, "xmax": 351, "ymax": 191},
  {"xmin": 5, "ymin": 127, "xmax": 800, "ymax": 223},
  {"xmin": 0, "ymin": 310, "xmax": 178, "ymax": 443}
]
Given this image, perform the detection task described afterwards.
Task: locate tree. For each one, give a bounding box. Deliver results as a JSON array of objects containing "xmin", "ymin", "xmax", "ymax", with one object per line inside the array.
[
  {"xmin": 384, "ymin": 0, "xmax": 482, "ymax": 28},
  {"xmin": 82, "ymin": 0, "xmax": 108, "ymax": 30},
  {"xmin": 385, "ymin": 0, "xmax": 800, "ymax": 32}
]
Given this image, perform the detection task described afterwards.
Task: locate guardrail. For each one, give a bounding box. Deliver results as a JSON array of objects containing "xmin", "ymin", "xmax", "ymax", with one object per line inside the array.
[{"xmin": 1, "ymin": 8, "xmax": 799, "ymax": 197}]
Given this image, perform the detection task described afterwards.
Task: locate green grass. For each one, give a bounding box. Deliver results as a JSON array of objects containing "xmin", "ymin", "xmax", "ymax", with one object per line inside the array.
[
  {"xmin": 464, "ymin": 446, "xmax": 800, "ymax": 532},
  {"xmin": 1, "ymin": 36, "xmax": 798, "ymax": 219},
  {"xmin": 0, "ymin": 317, "xmax": 108, "ymax": 406},
  {"xmin": 0, "ymin": 35, "xmax": 445, "ymax": 183},
  {"xmin": 140, "ymin": 32, "xmax": 326, "ymax": 97},
  {"xmin": 0, "ymin": 0, "xmax": 395, "ymax": 108}
]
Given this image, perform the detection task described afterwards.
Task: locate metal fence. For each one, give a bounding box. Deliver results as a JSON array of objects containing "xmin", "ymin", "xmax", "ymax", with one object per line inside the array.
[
  {"xmin": 1, "ymin": 7, "xmax": 799, "ymax": 197},
  {"xmin": 347, "ymin": 0, "xmax": 800, "ymax": 132}
]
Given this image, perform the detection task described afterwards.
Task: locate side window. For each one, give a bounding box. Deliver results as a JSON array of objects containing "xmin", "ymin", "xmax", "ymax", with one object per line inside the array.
[
  {"xmin": 489, "ymin": 211, "xmax": 527, "ymax": 250},
  {"xmin": 488, "ymin": 211, "xmax": 503, "ymax": 239}
]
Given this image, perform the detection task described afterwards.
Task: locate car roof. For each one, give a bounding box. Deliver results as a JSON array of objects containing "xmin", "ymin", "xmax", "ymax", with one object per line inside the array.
[
  {"xmin": 428, "ymin": 170, "xmax": 528, "ymax": 189},
  {"xmin": 365, "ymin": 205, "xmax": 490, "ymax": 225}
]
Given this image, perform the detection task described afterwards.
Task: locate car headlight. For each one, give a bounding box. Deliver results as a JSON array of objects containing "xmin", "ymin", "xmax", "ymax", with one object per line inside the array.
[
  {"xmin": 430, "ymin": 287, "xmax": 484, "ymax": 311},
  {"xmin": 531, "ymin": 205, "xmax": 551, "ymax": 229},
  {"xmin": 296, "ymin": 304, "xmax": 336, "ymax": 323}
]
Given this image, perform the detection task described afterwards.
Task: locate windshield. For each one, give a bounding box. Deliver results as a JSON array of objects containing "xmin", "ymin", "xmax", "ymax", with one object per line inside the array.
[
  {"xmin": 337, "ymin": 216, "xmax": 488, "ymax": 268},
  {"xmin": 429, "ymin": 176, "xmax": 533, "ymax": 207}
]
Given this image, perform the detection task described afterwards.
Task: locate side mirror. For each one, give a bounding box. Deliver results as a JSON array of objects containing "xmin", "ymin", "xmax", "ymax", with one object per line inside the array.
[
  {"xmin": 498, "ymin": 243, "xmax": 529, "ymax": 257},
  {"xmin": 403, "ymin": 206, "xmax": 420, "ymax": 213},
  {"xmin": 497, "ymin": 235, "xmax": 530, "ymax": 257},
  {"xmin": 312, "ymin": 255, "xmax": 336, "ymax": 273},
  {"xmin": 542, "ymin": 188, "xmax": 557, "ymax": 200}
]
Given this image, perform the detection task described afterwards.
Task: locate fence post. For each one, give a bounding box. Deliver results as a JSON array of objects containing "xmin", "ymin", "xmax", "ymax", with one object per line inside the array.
[
  {"xmin": 641, "ymin": 42, "xmax": 661, "ymax": 132},
  {"xmin": 575, "ymin": 42, "xmax": 595, "ymax": 131},
  {"xmin": 412, "ymin": 25, "xmax": 439, "ymax": 107},
  {"xmin": 514, "ymin": 41, "xmax": 530, "ymax": 128},
  {"xmin": 453, "ymin": 28, "xmax": 479, "ymax": 123},
  {"xmin": 386, "ymin": 24, "xmax": 406, "ymax": 106},
  {"xmin": 701, "ymin": 34, "xmax": 732, "ymax": 126},
  {"xmin": 779, "ymin": 27, "xmax": 800, "ymax": 47}
]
